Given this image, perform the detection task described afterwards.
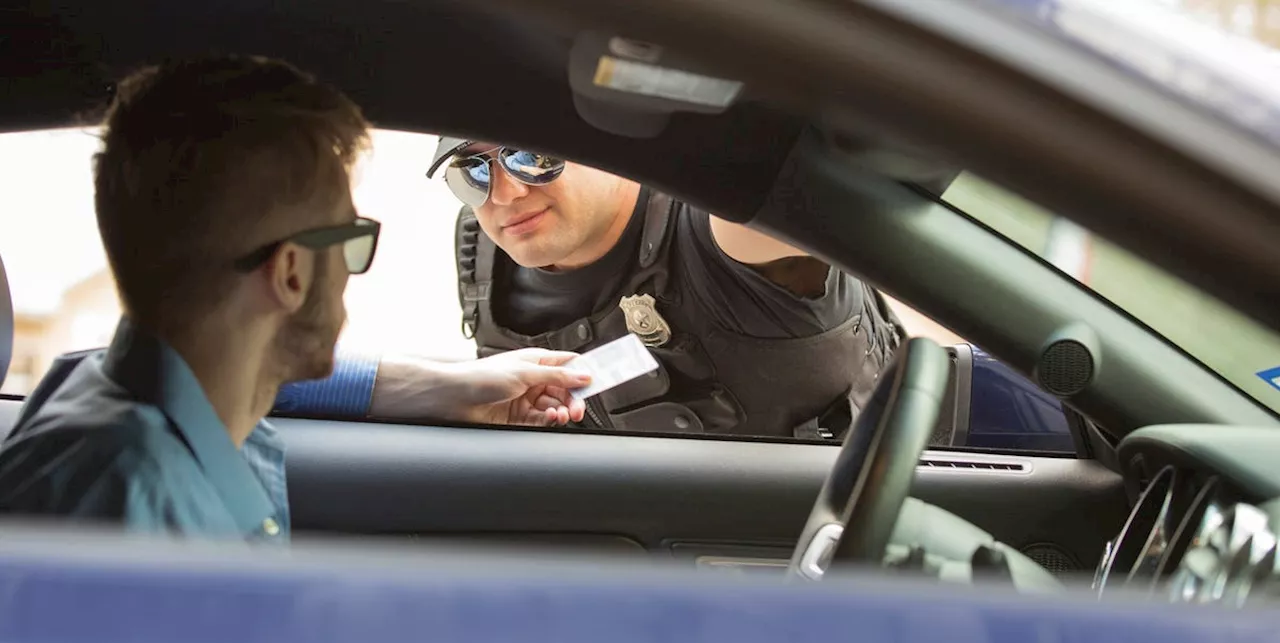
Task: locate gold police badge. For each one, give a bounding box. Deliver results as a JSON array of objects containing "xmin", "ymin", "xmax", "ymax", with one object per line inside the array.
[{"xmin": 619, "ymin": 293, "xmax": 672, "ymax": 347}]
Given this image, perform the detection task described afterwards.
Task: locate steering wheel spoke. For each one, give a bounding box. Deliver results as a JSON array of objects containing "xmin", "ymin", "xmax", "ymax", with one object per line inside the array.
[{"xmin": 787, "ymin": 338, "xmax": 951, "ymax": 581}]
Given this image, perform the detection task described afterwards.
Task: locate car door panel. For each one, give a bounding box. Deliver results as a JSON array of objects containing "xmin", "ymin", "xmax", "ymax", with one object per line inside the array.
[
  {"xmin": 278, "ymin": 417, "xmax": 1124, "ymax": 570},
  {"xmin": 0, "ymin": 400, "xmax": 1125, "ymax": 573}
]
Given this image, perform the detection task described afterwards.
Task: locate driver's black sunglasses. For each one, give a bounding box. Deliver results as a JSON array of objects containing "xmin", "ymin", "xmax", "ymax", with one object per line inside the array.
[{"xmin": 233, "ymin": 217, "xmax": 382, "ymax": 275}]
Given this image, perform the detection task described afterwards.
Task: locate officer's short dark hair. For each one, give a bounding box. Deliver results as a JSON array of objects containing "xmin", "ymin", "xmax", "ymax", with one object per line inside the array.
[{"xmin": 93, "ymin": 54, "xmax": 370, "ymax": 331}]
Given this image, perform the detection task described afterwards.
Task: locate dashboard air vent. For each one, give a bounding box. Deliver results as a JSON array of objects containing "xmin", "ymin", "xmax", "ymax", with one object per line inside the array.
[{"xmin": 918, "ymin": 458, "xmax": 1028, "ymax": 472}]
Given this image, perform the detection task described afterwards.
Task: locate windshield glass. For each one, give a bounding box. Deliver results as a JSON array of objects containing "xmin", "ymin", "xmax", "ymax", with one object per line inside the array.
[
  {"xmin": 941, "ymin": 172, "xmax": 1280, "ymax": 414},
  {"xmin": 0, "ymin": 127, "xmax": 478, "ymax": 395},
  {"xmin": 3, "ymin": 127, "xmax": 1085, "ymax": 452},
  {"xmin": 978, "ymin": 0, "xmax": 1280, "ymax": 147}
]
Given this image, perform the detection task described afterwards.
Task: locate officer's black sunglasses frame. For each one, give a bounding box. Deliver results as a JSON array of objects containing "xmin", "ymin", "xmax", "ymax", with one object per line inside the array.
[{"xmin": 233, "ymin": 217, "xmax": 382, "ymax": 275}]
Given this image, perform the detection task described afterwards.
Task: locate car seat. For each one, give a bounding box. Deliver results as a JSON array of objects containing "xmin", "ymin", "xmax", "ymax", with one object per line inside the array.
[
  {"xmin": 0, "ymin": 252, "xmax": 105, "ymax": 440},
  {"xmin": 0, "ymin": 252, "xmax": 11, "ymax": 393}
]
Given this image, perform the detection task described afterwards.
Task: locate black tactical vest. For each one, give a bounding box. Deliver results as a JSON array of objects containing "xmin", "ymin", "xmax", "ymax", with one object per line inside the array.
[{"xmin": 454, "ymin": 192, "xmax": 904, "ymax": 439}]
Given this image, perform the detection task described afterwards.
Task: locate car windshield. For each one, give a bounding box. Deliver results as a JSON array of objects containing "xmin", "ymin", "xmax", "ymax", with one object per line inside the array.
[
  {"xmin": 0, "ymin": 128, "xmax": 481, "ymax": 395},
  {"xmin": 3, "ymin": 128, "xmax": 1275, "ymax": 420},
  {"xmin": 979, "ymin": 0, "xmax": 1280, "ymax": 148},
  {"xmin": 941, "ymin": 172, "xmax": 1280, "ymax": 415},
  {"xmin": 1, "ymin": 0, "xmax": 1277, "ymax": 436}
]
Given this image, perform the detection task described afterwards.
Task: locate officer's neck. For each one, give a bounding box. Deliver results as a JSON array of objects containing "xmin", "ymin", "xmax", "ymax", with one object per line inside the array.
[{"xmin": 547, "ymin": 181, "xmax": 642, "ymax": 272}]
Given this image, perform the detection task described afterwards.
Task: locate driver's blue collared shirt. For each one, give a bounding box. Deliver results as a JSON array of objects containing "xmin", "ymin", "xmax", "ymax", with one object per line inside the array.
[
  {"xmin": 0, "ymin": 318, "xmax": 287, "ymax": 542},
  {"xmin": 242, "ymin": 419, "xmax": 290, "ymax": 535},
  {"xmin": 274, "ymin": 352, "xmax": 379, "ymax": 418}
]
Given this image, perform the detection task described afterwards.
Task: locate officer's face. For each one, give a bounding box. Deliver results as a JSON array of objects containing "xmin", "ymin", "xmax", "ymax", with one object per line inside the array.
[{"xmin": 474, "ymin": 153, "xmax": 635, "ymax": 269}]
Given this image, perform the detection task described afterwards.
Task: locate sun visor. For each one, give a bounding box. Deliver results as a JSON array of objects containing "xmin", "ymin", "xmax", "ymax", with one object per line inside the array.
[
  {"xmin": 568, "ymin": 32, "xmax": 745, "ymax": 138},
  {"xmin": 823, "ymin": 130, "xmax": 962, "ymax": 197}
]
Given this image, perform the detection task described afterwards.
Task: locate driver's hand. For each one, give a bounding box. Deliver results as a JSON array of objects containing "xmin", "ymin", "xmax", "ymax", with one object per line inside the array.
[
  {"xmin": 369, "ymin": 349, "xmax": 592, "ymax": 426},
  {"xmin": 444, "ymin": 348, "xmax": 592, "ymax": 426}
]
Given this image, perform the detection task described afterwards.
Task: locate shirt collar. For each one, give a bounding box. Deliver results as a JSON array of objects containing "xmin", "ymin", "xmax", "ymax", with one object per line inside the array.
[
  {"xmin": 101, "ymin": 317, "xmax": 280, "ymax": 537},
  {"xmin": 245, "ymin": 419, "xmax": 285, "ymax": 457},
  {"xmin": 243, "ymin": 419, "xmax": 291, "ymax": 536}
]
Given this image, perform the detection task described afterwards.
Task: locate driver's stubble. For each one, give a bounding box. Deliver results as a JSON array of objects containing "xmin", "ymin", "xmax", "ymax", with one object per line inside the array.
[{"xmin": 274, "ymin": 252, "xmax": 346, "ymax": 383}]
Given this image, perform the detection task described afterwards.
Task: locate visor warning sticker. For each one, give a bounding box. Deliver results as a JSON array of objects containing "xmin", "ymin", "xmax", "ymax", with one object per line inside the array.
[
  {"xmin": 593, "ymin": 56, "xmax": 743, "ymax": 108},
  {"xmin": 1258, "ymin": 366, "xmax": 1280, "ymax": 392}
]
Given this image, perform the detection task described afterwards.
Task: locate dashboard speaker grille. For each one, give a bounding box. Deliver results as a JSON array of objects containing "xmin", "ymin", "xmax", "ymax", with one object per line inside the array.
[
  {"xmin": 1021, "ymin": 543, "xmax": 1083, "ymax": 575},
  {"xmin": 1037, "ymin": 339, "xmax": 1094, "ymax": 397}
]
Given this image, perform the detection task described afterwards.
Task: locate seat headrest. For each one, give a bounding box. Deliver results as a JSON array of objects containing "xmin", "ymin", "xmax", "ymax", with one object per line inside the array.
[{"xmin": 0, "ymin": 254, "xmax": 12, "ymax": 391}]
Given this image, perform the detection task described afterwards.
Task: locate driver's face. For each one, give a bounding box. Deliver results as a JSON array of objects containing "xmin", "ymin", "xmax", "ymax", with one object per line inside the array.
[{"xmin": 276, "ymin": 190, "xmax": 355, "ymax": 383}]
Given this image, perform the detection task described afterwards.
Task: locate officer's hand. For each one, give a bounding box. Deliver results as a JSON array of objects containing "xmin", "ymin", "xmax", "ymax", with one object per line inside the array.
[{"xmin": 453, "ymin": 348, "xmax": 592, "ymax": 426}]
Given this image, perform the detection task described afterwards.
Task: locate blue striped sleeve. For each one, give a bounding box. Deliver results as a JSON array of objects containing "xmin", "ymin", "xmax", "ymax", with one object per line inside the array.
[{"xmin": 272, "ymin": 352, "xmax": 380, "ymax": 418}]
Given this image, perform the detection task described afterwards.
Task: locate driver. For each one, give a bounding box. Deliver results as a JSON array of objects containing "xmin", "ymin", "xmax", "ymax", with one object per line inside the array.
[
  {"xmin": 0, "ymin": 56, "xmax": 591, "ymax": 539},
  {"xmin": 287, "ymin": 139, "xmax": 909, "ymax": 438}
]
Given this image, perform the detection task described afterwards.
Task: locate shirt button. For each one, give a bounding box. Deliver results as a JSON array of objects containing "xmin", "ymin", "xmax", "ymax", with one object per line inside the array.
[{"xmin": 263, "ymin": 518, "xmax": 281, "ymax": 536}]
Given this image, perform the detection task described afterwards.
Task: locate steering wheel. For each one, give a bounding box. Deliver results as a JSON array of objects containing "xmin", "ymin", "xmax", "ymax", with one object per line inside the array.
[{"xmin": 787, "ymin": 337, "xmax": 950, "ymax": 581}]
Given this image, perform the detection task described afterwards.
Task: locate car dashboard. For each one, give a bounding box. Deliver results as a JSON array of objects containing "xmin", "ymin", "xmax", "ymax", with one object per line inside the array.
[{"xmin": 1097, "ymin": 424, "xmax": 1280, "ymax": 606}]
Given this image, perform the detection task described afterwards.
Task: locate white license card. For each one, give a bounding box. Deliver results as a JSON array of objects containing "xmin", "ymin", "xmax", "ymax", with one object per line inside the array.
[{"xmin": 565, "ymin": 333, "xmax": 660, "ymax": 400}]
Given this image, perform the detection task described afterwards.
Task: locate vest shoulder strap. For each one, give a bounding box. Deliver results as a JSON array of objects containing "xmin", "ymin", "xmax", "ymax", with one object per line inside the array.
[
  {"xmin": 455, "ymin": 205, "xmax": 495, "ymax": 339},
  {"xmin": 637, "ymin": 191, "xmax": 674, "ymax": 269},
  {"xmin": 454, "ymin": 191, "xmax": 680, "ymax": 342}
]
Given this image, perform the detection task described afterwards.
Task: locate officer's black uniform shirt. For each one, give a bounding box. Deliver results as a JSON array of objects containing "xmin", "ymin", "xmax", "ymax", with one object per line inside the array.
[{"xmin": 492, "ymin": 188, "xmax": 860, "ymax": 339}]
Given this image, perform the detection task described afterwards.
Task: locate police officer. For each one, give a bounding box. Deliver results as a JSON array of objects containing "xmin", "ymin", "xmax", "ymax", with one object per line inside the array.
[{"xmin": 426, "ymin": 138, "xmax": 905, "ymax": 439}]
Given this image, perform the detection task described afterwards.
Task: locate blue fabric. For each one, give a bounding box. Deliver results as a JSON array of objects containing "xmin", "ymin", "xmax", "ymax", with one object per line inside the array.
[
  {"xmin": 242, "ymin": 420, "xmax": 290, "ymax": 536},
  {"xmin": 273, "ymin": 352, "xmax": 379, "ymax": 418},
  {"xmin": 0, "ymin": 540, "xmax": 1276, "ymax": 643},
  {"xmin": 0, "ymin": 318, "xmax": 285, "ymax": 543}
]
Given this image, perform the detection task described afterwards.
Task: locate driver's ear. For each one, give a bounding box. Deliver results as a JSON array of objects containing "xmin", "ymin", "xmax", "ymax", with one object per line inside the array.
[{"xmin": 261, "ymin": 242, "xmax": 312, "ymax": 314}]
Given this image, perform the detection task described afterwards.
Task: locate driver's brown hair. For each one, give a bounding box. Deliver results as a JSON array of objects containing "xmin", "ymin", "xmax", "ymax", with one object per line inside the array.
[{"xmin": 93, "ymin": 54, "xmax": 370, "ymax": 332}]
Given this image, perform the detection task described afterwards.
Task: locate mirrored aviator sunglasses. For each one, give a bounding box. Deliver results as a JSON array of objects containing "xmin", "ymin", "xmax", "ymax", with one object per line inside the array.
[
  {"xmin": 444, "ymin": 146, "xmax": 567, "ymax": 208},
  {"xmin": 234, "ymin": 217, "xmax": 382, "ymax": 275}
]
